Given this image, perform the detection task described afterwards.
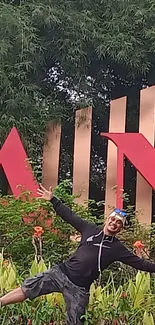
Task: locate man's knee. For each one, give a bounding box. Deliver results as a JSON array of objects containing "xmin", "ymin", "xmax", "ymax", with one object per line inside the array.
[
  {"xmin": 21, "ymin": 265, "xmax": 63, "ymax": 300},
  {"xmin": 21, "ymin": 272, "xmax": 47, "ymax": 300},
  {"xmin": 20, "ymin": 287, "xmax": 28, "ymax": 301}
]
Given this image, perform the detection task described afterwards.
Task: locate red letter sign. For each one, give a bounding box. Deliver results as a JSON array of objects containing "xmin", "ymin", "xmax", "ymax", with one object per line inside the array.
[
  {"xmin": 0, "ymin": 127, "xmax": 38, "ymax": 196},
  {"xmin": 101, "ymin": 132, "xmax": 155, "ymax": 208}
]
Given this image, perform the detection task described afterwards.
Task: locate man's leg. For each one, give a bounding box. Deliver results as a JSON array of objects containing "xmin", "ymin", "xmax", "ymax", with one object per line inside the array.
[
  {"xmin": 0, "ymin": 264, "xmax": 65, "ymax": 307},
  {"xmin": 63, "ymin": 282, "xmax": 89, "ymax": 325}
]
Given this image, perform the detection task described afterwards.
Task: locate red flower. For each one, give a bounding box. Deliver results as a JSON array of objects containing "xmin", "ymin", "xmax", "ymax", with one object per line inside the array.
[
  {"xmin": 133, "ymin": 241, "xmax": 145, "ymax": 249},
  {"xmin": 113, "ymin": 320, "xmax": 118, "ymax": 325},
  {"xmin": 27, "ymin": 320, "xmax": 32, "ymax": 325},
  {"xmin": 0, "ymin": 199, "xmax": 8, "ymax": 206},
  {"xmin": 33, "ymin": 226, "xmax": 44, "ymax": 238},
  {"xmin": 17, "ymin": 315, "xmax": 22, "ymax": 323},
  {"xmin": 51, "ymin": 228, "xmax": 59, "ymax": 235},
  {"xmin": 121, "ymin": 292, "xmax": 127, "ymax": 298}
]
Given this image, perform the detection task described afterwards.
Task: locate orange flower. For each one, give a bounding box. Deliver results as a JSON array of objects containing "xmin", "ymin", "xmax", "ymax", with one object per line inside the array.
[
  {"xmin": 133, "ymin": 241, "xmax": 145, "ymax": 249},
  {"xmin": 34, "ymin": 226, "xmax": 43, "ymax": 233},
  {"xmin": 3, "ymin": 259, "xmax": 9, "ymax": 267},
  {"xmin": 33, "ymin": 226, "xmax": 44, "ymax": 238}
]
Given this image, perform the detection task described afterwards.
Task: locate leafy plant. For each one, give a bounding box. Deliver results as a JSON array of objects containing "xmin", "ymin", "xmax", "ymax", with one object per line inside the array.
[
  {"xmin": 84, "ymin": 271, "xmax": 155, "ymax": 325},
  {"xmin": 0, "ymin": 250, "xmax": 17, "ymax": 294},
  {"xmin": 0, "ymin": 180, "xmax": 97, "ymax": 273}
]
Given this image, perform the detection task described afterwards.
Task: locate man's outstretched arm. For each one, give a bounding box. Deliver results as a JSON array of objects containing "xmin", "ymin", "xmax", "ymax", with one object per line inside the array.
[
  {"xmin": 118, "ymin": 243, "xmax": 155, "ymax": 273},
  {"xmin": 37, "ymin": 184, "xmax": 90, "ymax": 233}
]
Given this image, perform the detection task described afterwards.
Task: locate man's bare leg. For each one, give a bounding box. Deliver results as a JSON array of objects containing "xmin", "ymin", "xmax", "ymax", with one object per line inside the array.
[{"xmin": 0, "ymin": 288, "xmax": 26, "ymax": 307}]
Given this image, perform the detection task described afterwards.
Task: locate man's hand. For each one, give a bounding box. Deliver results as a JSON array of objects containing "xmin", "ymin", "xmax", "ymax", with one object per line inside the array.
[{"xmin": 37, "ymin": 184, "xmax": 53, "ymax": 201}]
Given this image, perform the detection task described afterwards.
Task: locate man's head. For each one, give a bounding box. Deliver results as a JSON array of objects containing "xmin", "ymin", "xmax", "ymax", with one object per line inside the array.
[{"xmin": 103, "ymin": 208, "xmax": 127, "ymax": 236}]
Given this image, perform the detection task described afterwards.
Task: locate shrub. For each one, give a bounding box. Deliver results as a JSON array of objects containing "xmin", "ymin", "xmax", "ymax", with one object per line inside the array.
[
  {"xmin": 1, "ymin": 255, "xmax": 155, "ymax": 325},
  {"xmin": 0, "ymin": 180, "xmax": 97, "ymax": 274},
  {"xmin": 84, "ymin": 271, "xmax": 155, "ymax": 325}
]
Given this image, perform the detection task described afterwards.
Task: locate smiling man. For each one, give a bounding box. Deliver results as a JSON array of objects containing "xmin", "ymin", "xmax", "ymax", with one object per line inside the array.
[{"xmin": 1, "ymin": 185, "xmax": 155, "ymax": 325}]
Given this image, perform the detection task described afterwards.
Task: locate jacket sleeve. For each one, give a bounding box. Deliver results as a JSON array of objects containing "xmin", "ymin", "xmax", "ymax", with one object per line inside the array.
[
  {"xmin": 118, "ymin": 244, "xmax": 155, "ymax": 273},
  {"xmin": 50, "ymin": 196, "xmax": 90, "ymax": 233}
]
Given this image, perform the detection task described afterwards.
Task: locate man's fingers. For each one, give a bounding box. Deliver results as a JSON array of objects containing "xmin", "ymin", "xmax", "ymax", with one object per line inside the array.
[
  {"xmin": 39, "ymin": 184, "xmax": 47, "ymax": 191},
  {"xmin": 37, "ymin": 189, "xmax": 43, "ymax": 195},
  {"xmin": 37, "ymin": 191, "xmax": 44, "ymax": 198},
  {"xmin": 49, "ymin": 186, "xmax": 53, "ymax": 192}
]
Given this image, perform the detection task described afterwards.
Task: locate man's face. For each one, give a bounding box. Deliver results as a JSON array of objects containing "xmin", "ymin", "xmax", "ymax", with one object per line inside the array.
[{"xmin": 104, "ymin": 215, "xmax": 123, "ymax": 235}]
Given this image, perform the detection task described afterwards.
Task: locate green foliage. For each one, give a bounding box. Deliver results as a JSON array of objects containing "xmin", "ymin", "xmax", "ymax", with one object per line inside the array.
[
  {"xmin": 1, "ymin": 255, "xmax": 155, "ymax": 324},
  {"xmin": 1, "ymin": 0, "xmax": 155, "ymax": 165},
  {"xmin": 1, "ymin": 182, "xmax": 155, "ymax": 323},
  {"xmin": 0, "ymin": 178, "xmax": 155, "ymax": 284},
  {"xmin": 84, "ymin": 271, "xmax": 155, "ymax": 325},
  {"xmin": 0, "ymin": 300, "xmax": 65, "ymax": 325},
  {"xmin": 0, "ymin": 253, "xmax": 65, "ymax": 324},
  {"xmin": 1, "ymin": 178, "xmax": 155, "ymax": 284},
  {"xmin": 0, "ymin": 180, "xmax": 97, "ymax": 273},
  {"xmin": 0, "ymin": 251, "xmax": 17, "ymax": 294},
  {"xmin": 0, "ymin": 1, "xmax": 71, "ymax": 160}
]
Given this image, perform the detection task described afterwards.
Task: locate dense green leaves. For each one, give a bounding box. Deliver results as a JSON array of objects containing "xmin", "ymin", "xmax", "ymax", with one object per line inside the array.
[
  {"xmin": 1, "ymin": 0, "xmax": 155, "ymax": 161},
  {"xmin": 0, "ymin": 1, "xmax": 71, "ymax": 159},
  {"xmin": 0, "ymin": 180, "xmax": 98, "ymax": 272}
]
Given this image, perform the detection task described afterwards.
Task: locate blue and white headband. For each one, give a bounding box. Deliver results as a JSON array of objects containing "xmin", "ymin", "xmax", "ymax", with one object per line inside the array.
[{"xmin": 109, "ymin": 208, "xmax": 127, "ymax": 226}]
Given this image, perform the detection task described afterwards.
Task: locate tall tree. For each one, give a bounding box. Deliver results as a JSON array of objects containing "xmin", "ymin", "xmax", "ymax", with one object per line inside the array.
[{"xmin": 1, "ymin": 0, "xmax": 155, "ymax": 184}]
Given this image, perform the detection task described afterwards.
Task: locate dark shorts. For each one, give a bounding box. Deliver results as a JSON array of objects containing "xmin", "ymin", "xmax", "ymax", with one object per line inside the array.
[{"xmin": 21, "ymin": 264, "xmax": 89, "ymax": 325}]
